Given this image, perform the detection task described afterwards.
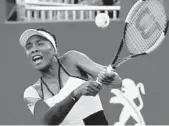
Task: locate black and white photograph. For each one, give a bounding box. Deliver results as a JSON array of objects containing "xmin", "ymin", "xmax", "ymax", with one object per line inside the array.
[
  {"xmin": 1, "ymin": 0, "xmax": 169, "ymax": 125},
  {"xmin": 5, "ymin": 0, "xmax": 120, "ymax": 22}
]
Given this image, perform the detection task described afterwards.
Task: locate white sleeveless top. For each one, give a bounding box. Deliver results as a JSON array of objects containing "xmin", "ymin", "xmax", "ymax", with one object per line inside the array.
[{"xmin": 23, "ymin": 77, "xmax": 103, "ymax": 125}]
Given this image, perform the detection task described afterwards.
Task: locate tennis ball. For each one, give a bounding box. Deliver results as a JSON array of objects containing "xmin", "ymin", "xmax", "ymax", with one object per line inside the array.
[{"xmin": 95, "ymin": 13, "xmax": 110, "ymax": 28}]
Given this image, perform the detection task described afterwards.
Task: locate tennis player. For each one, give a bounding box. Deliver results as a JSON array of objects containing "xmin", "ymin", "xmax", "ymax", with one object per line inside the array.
[{"xmin": 20, "ymin": 28, "xmax": 121, "ymax": 125}]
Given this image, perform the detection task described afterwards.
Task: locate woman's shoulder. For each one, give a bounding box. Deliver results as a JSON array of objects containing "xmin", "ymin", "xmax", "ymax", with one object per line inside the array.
[
  {"xmin": 23, "ymin": 85, "xmax": 41, "ymax": 99},
  {"xmin": 59, "ymin": 50, "xmax": 89, "ymax": 78},
  {"xmin": 23, "ymin": 85, "xmax": 41, "ymax": 115},
  {"xmin": 61, "ymin": 50, "xmax": 88, "ymax": 64},
  {"xmin": 23, "ymin": 85, "xmax": 41, "ymax": 111},
  {"xmin": 63, "ymin": 50, "xmax": 85, "ymax": 58},
  {"xmin": 23, "ymin": 80, "xmax": 41, "ymax": 101}
]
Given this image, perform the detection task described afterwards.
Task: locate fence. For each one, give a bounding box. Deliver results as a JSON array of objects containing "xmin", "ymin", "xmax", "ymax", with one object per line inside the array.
[
  {"xmin": 16, "ymin": 0, "xmax": 121, "ymax": 22},
  {"xmin": 16, "ymin": 0, "xmax": 84, "ymax": 5}
]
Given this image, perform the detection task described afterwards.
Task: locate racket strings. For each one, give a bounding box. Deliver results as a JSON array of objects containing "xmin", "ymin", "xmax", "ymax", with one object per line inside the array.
[
  {"xmin": 124, "ymin": 2, "xmax": 144, "ymax": 54},
  {"xmin": 148, "ymin": 0, "xmax": 166, "ymax": 29},
  {"xmin": 126, "ymin": 24, "xmax": 162, "ymax": 54},
  {"xmin": 125, "ymin": 0, "xmax": 167, "ymax": 55}
]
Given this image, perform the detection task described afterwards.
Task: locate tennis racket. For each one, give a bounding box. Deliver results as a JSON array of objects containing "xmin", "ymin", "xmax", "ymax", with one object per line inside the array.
[{"xmin": 97, "ymin": 0, "xmax": 169, "ymax": 84}]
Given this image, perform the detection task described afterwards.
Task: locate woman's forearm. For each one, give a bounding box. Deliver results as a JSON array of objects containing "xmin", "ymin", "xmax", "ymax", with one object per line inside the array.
[{"xmin": 43, "ymin": 91, "xmax": 79, "ymax": 125}]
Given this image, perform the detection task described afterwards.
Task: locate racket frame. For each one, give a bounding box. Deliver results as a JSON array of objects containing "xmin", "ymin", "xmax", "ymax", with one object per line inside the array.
[{"xmin": 110, "ymin": 0, "xmax": 169, "ymax": 69}]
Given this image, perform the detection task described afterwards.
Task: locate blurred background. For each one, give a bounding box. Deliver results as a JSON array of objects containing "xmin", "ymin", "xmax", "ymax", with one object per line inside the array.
[
  {"xmin": 1, "ymin": 0, "xmax": 169, "ymax": 125},
  {"xmin": 5, "ymin": 0, "xmax": 120, "ymax": 22}
]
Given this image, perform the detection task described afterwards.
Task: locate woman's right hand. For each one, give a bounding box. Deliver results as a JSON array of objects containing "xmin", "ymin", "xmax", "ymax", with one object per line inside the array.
[{"xmin": 73, "ymin": 80, "xmax": 103, "ymax": 99}]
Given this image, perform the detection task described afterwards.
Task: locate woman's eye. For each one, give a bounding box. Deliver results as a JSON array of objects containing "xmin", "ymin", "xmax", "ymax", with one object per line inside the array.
[
  {"xmin": 38, "ymin": 42, "xmax": 44, "ymax": 46},
  {"xmin": 26, "ymin": 45, "xmax": 31, "ymax": 50}
]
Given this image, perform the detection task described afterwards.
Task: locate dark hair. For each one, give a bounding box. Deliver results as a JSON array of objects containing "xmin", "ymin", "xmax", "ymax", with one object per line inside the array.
[{"xmin": 37, "ymin": 28, "xmax": 58, "ymax": 47}]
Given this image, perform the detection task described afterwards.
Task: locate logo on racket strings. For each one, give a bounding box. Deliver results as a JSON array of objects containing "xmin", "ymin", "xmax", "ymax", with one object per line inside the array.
[{"xmin": 136, "ymin": 7, "xmax": 162, "ymax": 39}]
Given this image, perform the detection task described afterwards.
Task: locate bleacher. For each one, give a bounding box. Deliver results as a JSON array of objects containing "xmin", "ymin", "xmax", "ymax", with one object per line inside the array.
[{"xmin": 16, "ymin": 0, "xmax": 121, "ymax": 22}]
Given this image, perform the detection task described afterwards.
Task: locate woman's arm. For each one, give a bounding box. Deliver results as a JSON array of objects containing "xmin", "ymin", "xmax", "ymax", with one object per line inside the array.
[
  {"xmin": 66, "ymin": 50, "xmax": 122, "ymax": 86},
  {"xmin": 66, "ymin": 50, "xmax": 104, "ymax": 80},
  {"xmin": 43, "ymin": 91, "xmax": 77, "ymax": 125},
  {"xmin": 43, "ymin": 80, "xmax": 102, "ymax": 125}
]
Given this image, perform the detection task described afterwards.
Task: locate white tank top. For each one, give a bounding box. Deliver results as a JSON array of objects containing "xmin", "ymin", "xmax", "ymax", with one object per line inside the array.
[{"xmin": 24, "ymin": 77, "xmax": 103, "ymax": 125}]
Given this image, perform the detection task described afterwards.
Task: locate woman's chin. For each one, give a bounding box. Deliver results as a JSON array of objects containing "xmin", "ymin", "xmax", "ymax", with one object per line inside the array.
[
  {"xmin": 33, "ymin": 63, "xmax": 46, "ymax": 71},
  {"xmin": 35, "ymin": 64, "xmax": 51, "ymax": 72}
]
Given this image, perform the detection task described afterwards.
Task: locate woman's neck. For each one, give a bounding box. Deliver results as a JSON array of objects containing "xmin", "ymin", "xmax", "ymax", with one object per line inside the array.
[{"xmin": 40, "ymin": 57, "xmax": 59, "ymax": 80}]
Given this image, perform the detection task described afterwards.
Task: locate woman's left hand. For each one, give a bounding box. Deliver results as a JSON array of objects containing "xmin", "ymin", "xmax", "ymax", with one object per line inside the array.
[{"xmin": 97, "ymin": 66, "xmax": 122, "ymax": 86}]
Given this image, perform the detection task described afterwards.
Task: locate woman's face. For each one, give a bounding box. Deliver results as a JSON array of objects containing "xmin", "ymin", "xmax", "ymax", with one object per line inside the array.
[{"xmin": 25, "ymin": 35, "xmax": 56, "ymax": 70}]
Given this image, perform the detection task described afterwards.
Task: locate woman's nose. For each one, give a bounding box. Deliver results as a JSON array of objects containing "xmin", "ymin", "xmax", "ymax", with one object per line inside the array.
[
  {"xmin": 31, "ymin": 46, "xmax": 39, "ymax": 54},
  {"xmin": 31, "ymin": 49, "xmax": 39, "ymax": 54}
]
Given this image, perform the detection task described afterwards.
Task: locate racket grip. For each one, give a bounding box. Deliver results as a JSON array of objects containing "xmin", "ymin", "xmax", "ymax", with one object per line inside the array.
[
  {"xmin": 96, "ymin": 65, "xmax": 113, "ymax": 86},
  {"xmin": 107, "ymin": 64, "xmax": 114, "ymax": 72}
]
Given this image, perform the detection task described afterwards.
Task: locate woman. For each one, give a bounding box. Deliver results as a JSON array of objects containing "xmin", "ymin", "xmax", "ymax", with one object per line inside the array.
[{"xmin": 20, "ymin": 28, "xmax": 121, "ymax": 125}]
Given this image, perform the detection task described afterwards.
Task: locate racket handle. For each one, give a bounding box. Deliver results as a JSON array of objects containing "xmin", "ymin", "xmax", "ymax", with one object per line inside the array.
[
  {"xmin": 96, "ymin": 65, "xmax": 113, "ymax": 85},
  {"xmin": 107, "ymin": 64, "xmax": 114, "ymax": 71},
  {"xmin": 107, "ymin": 65, "xmax": 122, "ymax": 85},
  {"xmin": 96, "ymin": 65, "xmax": 122, "ymax": 87}
]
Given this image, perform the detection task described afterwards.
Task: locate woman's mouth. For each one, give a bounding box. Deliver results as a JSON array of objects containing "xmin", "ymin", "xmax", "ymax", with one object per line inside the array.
[{"xmin": 32, "ymin": 55, "xmax": 44, "ymax": 64}]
